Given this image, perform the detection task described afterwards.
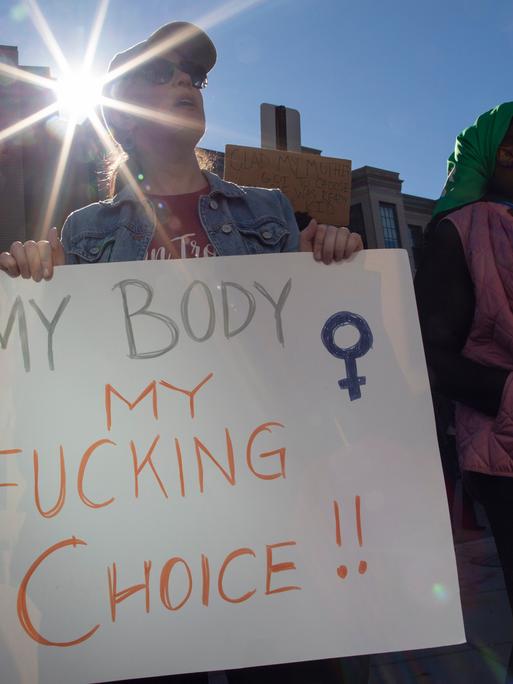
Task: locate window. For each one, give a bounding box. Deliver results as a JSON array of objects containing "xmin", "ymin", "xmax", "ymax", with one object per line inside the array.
[
  {"xmin": 379, "ymin": 203, "xmax": 401, "ymax": 248},
  {"xmin": 408, "ymin": 224, "xmax": 424, "ymax": 270},
  {"xmin": 349, "ymin": 203, "xmax": 368, "ymax": 248}
]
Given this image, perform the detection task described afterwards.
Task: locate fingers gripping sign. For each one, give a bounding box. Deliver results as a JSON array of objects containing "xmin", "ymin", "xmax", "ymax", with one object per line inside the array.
[
  {"xmin": 299, "ymin": 219, "xmax": 364, "ymax": 264},
  {"xmin": 321, "ymin": 312, "xmax": 373, "ymax": 401},
  {"xmin": 0, "ymin": 246, "xmax": 23, "ymax": 278},
  {"xmin": 0, "ymin": 227, "xmax": 66, "ymax": 281}
]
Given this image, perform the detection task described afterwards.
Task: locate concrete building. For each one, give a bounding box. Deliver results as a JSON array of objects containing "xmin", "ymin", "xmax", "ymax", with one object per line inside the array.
[{"xmin": 350, "ymin": 166, "xmax": 435, "ymax": 272}]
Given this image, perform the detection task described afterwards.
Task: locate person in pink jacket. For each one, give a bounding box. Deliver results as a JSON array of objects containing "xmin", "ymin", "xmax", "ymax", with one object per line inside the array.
[{"xmin": 415, "ymin": 101, "xmax": 513, "ymax": 684}]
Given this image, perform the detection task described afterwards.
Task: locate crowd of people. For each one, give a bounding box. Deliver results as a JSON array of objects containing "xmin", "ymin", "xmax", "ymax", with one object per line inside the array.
[{"xmin": 1, "ymin": 17, "xmax": 513, "ymax": 684}]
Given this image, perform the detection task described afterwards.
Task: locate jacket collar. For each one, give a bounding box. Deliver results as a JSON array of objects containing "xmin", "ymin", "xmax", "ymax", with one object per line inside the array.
[
  {"xmin": 103, "ymin": 170, "xmax": 246, "ymax": 207},
  {"xmin": 204, "ymin": 170, "xmax": 246, "ymax": 198}
]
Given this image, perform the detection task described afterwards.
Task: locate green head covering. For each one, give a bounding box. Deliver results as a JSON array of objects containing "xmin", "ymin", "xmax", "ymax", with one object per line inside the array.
[{"xmin": 433, "ymin": 102, "xmax": 513, "ymax": 219}]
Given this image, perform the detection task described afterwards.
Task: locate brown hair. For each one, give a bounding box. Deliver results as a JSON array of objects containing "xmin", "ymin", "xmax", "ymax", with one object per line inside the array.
[{"xmin": 100, "ymin": 143, "xmax": 215, "ymax": 199}]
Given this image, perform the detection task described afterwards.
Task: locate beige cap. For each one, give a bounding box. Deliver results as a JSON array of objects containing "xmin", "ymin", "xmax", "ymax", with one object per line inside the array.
[{"xmin": 107, "ymin": 21, "xmax": 216, "ymax": 81}]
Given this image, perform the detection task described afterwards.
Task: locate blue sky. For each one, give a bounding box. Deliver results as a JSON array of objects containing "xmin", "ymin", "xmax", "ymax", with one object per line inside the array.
[{"xmin": 1, "ymin": 0, "xmax": 512, "ymax": 199}]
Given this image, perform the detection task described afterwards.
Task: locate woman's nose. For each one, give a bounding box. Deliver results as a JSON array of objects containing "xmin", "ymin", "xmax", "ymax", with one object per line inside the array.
[{"xmin": 174, "ymin": 69, "xmax": 193, "ymax": 88}]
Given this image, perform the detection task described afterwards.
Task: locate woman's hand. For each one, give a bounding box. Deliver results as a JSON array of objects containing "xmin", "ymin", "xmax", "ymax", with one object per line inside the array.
[
  {"xmin": 299, "ymin": 219, "xmax": 364, "ymax": 264},
  {"xmin": 0, "ymin": 227, "xmax": 66, "ymax": 281}
]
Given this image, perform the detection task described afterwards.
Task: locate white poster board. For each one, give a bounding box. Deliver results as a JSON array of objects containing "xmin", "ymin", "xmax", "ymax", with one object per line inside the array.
[{"xmin": 0, "ymin": 251, "xmax": 464, "ymax": 684}]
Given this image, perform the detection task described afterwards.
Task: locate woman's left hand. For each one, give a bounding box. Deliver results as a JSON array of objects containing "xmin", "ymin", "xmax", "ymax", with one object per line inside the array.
[{"xmin": 299, "ymin": 219, "xmax": 364, "ymax": 264}]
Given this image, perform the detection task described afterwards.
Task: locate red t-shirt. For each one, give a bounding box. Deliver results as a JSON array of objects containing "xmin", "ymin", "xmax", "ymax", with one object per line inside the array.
[{"xmin": 145, "ymin": 186, "xmax": 216, "ymax": 260}]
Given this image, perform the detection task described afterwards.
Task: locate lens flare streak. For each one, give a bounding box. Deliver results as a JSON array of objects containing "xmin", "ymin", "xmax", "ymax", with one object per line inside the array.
[
  {"xmin": 197, "ymin": 0, "xmax": 267, "ymax": 35},
  {"xmin": 25, "ymin": 0, "xmax": 70, "ymax": 75},
  {"xmin": 82, "ymin": 0, "xmax": 110, "ymax": 74},
  {"xmin": 100, "ymin": 95, "xmax": 202, "ymax": 132},
  {"xmin": 0, "ymin": 102, "xmax": 59, "ymax": 144},
  {"xmin": 88, "ymin": 110, "xmax": 155, "ymax": 224},
  {"xmin": 0, "ymin": 61, "xmax": 57, "ymax": 91},
  {"xmin": 42, "ymin": 119, "xmax": 77, "ymax": 234}
]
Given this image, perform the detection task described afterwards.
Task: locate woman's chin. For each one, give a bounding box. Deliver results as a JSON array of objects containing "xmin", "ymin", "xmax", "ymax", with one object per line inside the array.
[{"xmin": 151, "ymin": 123, "xmax": 204, "ymax": 149}]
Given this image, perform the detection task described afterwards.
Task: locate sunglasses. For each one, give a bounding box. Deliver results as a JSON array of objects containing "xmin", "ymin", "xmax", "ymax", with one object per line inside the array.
[{"xmin": 136, "ymin": 58, "xmax": 208, "ymax": 89}]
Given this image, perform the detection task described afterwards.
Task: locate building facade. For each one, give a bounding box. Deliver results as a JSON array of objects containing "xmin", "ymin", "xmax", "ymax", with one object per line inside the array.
[{"xmin": 350, "ymin": 166, "xmax": 435, "ymax": 272}]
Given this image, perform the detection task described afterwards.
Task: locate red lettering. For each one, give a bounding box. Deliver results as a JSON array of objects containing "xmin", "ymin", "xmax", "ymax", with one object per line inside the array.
[
  {"xmin": 218, "ymin": 548, "xmax": 256, "ymax": 603},
  {"xmin": 17, "ymin": 536, "xmax": 100, "ymax": 646},
  {"xmin": 265, "ymin": 541, "xmax": 301, "ymax": 595},
  {"xmin": 33, "ymin": 447, "xmax": 66, "ymax": 518},
  {"xmin": 78, "ymin": 439, "xmax": 116, "ymax": 509},
  {"xmin": 105, "ymin": 381, "xmax": 158, "ymax": 431},
  {"xmin": 130, "ymin": 435, "xmax": 168, "ymax": 499},
  {"xmin": 160, "ymin": 558, "xmax": 193, "ymax": 611},
  {"xmin": 195, "ymin": 429, "xmax": 235, "ymax": 493},
  {"xmin": 246, "ymin": 422, "xmax": 286, "ymax": 480},
  {"xmin": 108, "ymin": 560, "xmax": 152, "ymax": 622},
  {"xmin": 159, "ymin": 372, "xmax": 213, "ymax": 419}
]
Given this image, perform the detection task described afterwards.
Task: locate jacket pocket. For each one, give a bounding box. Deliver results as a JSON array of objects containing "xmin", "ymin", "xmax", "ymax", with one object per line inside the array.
[
  {"xmin": 236, "ymin": 216, "xmax": 290, "ymax": 254},
  {"xmin": 67, "ymin": 233, "xmax": 116, "ymax": 263}
]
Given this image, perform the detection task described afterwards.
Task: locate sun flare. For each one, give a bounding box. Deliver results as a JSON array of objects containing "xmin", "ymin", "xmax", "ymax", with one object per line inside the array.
[
  {"xmin": 0, "ymin": 0, "xmax": 268, "ymax": 236},
  {"xmin": 55, "ymin": 71, "xmax": 103, "ymax": 123}
]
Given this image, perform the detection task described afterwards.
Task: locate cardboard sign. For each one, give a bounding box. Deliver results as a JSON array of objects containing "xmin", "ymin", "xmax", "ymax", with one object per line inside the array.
[
  {"xmin": 224, "ymin": 145, "xmax": 351, "ymax": 225},
  {"xmin": 0, "ymin": 252, "xmax": 464, "ymax": 684}
]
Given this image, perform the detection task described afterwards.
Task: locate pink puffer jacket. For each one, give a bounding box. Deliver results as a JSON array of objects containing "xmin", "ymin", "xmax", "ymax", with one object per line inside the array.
[{"xmin": 449, "ymin": 201, "xmax": 513, "ymax": 476}]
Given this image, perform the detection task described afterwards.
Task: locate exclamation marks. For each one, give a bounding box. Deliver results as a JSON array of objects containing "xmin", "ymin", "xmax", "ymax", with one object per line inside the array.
[
  {"xmin": 355, "ymin": 495, "xmax": 368, "ymax": 575},
  {"xmin": 333, "ymin": 496, "xmax": 367, "ymax": 579},
  {"xmin": 333, "ymin": 500, "xmax": 348, "ymax": 579}
]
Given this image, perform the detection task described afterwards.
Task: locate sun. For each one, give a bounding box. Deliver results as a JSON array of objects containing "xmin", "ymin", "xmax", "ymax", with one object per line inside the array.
[
  {"xmin": 0, "ymin": 0, "xmax": 266, "ymax": 234},
  {"xmin": 55, "ymin": 70, "xmax": 103, "ymax": 124}
]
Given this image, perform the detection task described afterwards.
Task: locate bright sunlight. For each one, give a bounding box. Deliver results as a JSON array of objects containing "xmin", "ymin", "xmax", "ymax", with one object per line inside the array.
[{"xmin": 55, "ymin": 70, "xmax": 103, "ymax": 123}]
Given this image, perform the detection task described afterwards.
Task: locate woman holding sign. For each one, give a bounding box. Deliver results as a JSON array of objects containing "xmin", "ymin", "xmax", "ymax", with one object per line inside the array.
[
  {"xmin": 416, "ymin": 101, "xmax": 513, "ymax": 684},
  {"xmin": 0, "ymin": 20, "xmax": 367, "ymax": 684},
  {"xmin": 0, "ymin": 21, "xmax": 362, "ymax": 279}
]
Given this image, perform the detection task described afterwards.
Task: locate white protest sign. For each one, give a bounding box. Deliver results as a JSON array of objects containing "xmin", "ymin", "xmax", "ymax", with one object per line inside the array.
[{"xmin": 0, "ymin": 251, "xmax": 464, "ymax": 684}]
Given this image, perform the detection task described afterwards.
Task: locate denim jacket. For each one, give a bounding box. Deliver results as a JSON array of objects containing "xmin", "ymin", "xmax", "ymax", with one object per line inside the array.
[{"xmin": 61, "ymin": 171, "xmax": 299, "ymax": 264}]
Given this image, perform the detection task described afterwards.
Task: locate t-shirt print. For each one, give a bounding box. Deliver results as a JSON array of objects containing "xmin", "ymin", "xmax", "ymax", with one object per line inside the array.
[{"xmin": 145, "ymin": 186, "xmax": 216, "ymax": 260}]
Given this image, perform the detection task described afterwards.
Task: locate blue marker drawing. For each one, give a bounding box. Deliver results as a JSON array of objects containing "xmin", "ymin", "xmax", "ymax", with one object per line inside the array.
[{"xmin": 321, "ymin": 312, "xmax": 373, "ymax": 401}]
